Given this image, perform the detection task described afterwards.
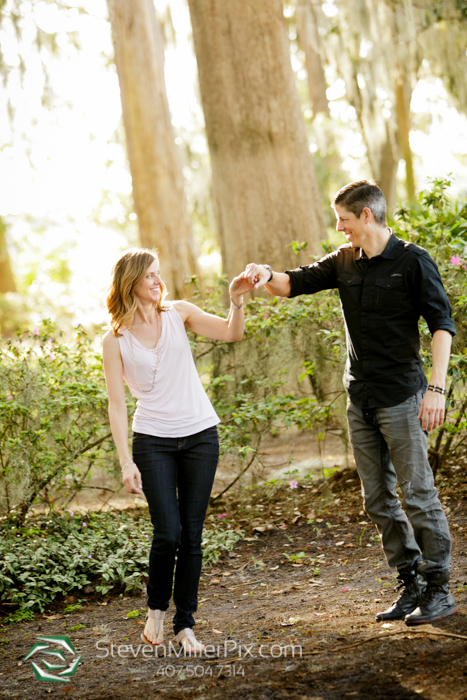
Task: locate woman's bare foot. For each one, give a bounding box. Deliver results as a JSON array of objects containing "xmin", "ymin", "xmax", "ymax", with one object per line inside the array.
[
  {"xmin": 176, "ymin": 628, "xmax": 205, "ymax": 653},
  {"xmin": 141, "ymin": 609, "xmax": 165, "ymax": 646}
]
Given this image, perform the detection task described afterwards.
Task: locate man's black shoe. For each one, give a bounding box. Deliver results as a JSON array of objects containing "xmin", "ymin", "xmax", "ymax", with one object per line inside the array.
[
  {"xmin": 375, "ymin": 567, "xmax": 425, "ymax": 622},
  {"xmin": 405, "ymin": 570, "xmax": 458, "ymax": 626}
]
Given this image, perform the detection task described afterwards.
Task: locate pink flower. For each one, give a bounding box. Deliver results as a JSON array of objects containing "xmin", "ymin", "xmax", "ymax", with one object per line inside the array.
[
  {"xmin": 7, "ymin": 395, "xmax": 13, "ymax": 400},
  {"xmin": 218, "ymin": 513, "xmax": 228, "ymax": 519},
  {"xmin": 462, "ymin": 265, "xmax": 466, "ymax": 270},
  {"xmin": 263, "ymin": 313, "xmax": 270, "ymax": 320},
  {"xmin": 289, "ymin": 480, "xmax": 298, "ymax": 489},
  {"xmin": 450, "ymin": 256, "xmax": 461, "ymax": 266},
  {"xmin": 32, "ymin": 327, "xmax": 40, "ymax": 336},
  {"xmin": 341, "ymin": 586, "xmax": 351, "ymax": 593}
]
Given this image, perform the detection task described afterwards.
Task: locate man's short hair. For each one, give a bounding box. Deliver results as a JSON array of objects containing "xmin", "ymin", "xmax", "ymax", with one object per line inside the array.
[{"xmin": 332, "ymin": 180, "xmax": 387, "ymax": 226}]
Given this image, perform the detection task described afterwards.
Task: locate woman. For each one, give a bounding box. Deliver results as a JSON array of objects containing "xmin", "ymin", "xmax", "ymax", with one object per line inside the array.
[{"xmin": 103, "ymin": 248, "xmax": 250, "ymax": 653}]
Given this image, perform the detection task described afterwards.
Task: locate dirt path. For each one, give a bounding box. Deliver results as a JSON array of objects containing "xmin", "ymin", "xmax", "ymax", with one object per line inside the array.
[{"xmin": 1, "ymin": 467, "xmax": 467, "ymax": 700}]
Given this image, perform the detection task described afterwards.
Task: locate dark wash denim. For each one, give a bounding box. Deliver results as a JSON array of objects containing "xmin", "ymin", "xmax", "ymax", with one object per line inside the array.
[
  {"xmin": 347, "ymin": 390, "xmax": 451, "ymax": 574},
  {"xmin": 132, "ymin": 426, "xmax": 219, "ymax": 634}
]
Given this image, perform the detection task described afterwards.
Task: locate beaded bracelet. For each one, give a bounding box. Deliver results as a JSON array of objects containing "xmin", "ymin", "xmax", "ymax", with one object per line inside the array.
[
  {"xmin": 121, "ymin": 460, "xmax": 136, "ymax": 474},
  {"xmin": 230, "ymin": 297, "xmax": 243, "ymax": 310},
  {"xmin": 427, "ymin": 384, "xmax": 446, "ymax": 395}
]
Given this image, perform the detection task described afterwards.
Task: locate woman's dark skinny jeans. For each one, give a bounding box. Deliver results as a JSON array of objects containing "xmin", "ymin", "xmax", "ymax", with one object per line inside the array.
[{"xmin": 132, "ymin": 427, "xmax": 219, "ymax": 635}]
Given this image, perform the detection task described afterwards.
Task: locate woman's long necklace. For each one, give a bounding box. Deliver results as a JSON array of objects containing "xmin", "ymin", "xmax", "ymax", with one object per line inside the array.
[{"xmin": 129, "ymin": 313, "xmax": 162, "ymax": 393}]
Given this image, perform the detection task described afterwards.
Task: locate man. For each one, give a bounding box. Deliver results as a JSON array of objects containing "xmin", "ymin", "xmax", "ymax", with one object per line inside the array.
[{"xmin": 244, "ymin": 180, "xmax": 457, "ymax": 625}]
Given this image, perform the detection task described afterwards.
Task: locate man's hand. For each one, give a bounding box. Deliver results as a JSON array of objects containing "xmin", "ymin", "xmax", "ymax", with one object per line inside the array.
[
  {"xmin": 418, "ymin": 390, "xmax": 446, "ymax": 432},
  {"xmin": 123, "ymin": 464, "xmax": 143, "ymax": 495},
  {"xmin": 244, "ymin": 263, "xmax": 270, "ymax": 290}
]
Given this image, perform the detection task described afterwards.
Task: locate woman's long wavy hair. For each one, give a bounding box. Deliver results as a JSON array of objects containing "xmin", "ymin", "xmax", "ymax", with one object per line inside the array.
[{"xmin": 107, "ymin": 248, "xmax": 168, "ymax": 336}]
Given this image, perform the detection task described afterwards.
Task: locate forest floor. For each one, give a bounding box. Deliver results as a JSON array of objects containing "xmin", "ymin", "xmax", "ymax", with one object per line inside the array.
[{"xmin": 1, "ymin": 462, "xmax": 467, "ymax": 700}]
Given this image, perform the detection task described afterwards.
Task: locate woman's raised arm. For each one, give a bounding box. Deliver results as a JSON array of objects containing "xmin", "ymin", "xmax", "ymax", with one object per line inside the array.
[{"xmin": 175, "ymin": 272, "xmax": 253, "ymax": 341}]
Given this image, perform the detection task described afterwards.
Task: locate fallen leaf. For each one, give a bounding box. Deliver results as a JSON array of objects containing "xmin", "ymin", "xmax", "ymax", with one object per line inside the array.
[
  {"xmin": 292, "ymin": 563, "xmax": 303, "ymax": 567},
  {"xmin": 222, "ymin": 572, "xmax": 232, "ymax": 577},
  {"xmin": 308, "ymin": 581, "xmax": 324, "ymax": 587},
  {"xmin": 272, "ymin": 590, "xmax": 284, "ymax": 595},
  {"xmin": 335, "ymin": 541, "xmax": 345, "ymax": 546},
  {"xmin": 212, "ymin": 629, "xmax": 222, "ymax": 634},
  {"xmin": 344, "ymin": 544, "xmax": 355, "ymax": 548},
  {"xmin": 269, "ymin": 565, "xmax": 279, "ymax": 571},
  {"xmin": 292, "ymin": 515, "xmax": 302, "ymax": 524},
  {"xmin": 131, "ymin": 677, "xmax": 142, "ymax": 682},
  {"xmin": 382, "ymin": 623, "xmax": 393, "ymax": 629},
  {"xmin": 43, "ymin": 614, "xmax": 64, "ymax": 620},
  {"xmin": 210, "ymin": 568, "xmax": 221, "ymax": 575},
  {"xmin": 243, "ymin": 537, "xmax": 257, "ymax": 542},
  {"xmin": 199, "ymin": 598, "xmax": 208, "ymax": 603},
  {"xmin": 281, "ymin": 617, "xmax": 300, "ymax": 626},
  {"xmin": 314, "ymin": 612, "xmax": 326, "ymax": 616},
  {"xmin": 210, "ymin": 578, "xmax": 221, "ymax": 585},
  {"xmin": 97, "ymin": 601, "xmax": 108, "ymax": 607},
  {"xmin": 315, "ymin": 518, "xmax": 324, "ymax": 523}
]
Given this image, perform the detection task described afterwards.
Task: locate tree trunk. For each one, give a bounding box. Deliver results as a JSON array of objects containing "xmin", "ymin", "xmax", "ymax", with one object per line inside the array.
[
  {"xmin": 0, "ymin": 220, "xmax": 16, "ymax": 294},
  {"xmin": 395, "ymin": 73, "xmax": 416, "ymax": 201},
  {"xmin": 296, "ymin": 0, "xmax": 330, "ymax": 118},
  {"xmin": 187, "ymin": 0, "xmax": 326, "ymax": 281},
  {"xmin": 375, "ymin": 125, "xmax": 399, "ymax": 214},
  {"xmin": 107, "ymin": 0, "xmax": 198, "ymax": 299}
]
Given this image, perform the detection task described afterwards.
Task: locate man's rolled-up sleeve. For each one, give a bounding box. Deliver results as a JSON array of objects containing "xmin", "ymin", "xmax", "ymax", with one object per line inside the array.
[
  {"xmin": 286, "ymin": 251, "xmax": 339, "ymax": 298},
  {"xmin": 415, "ymin": 252, "xmax": 457, "ymax": 337}
]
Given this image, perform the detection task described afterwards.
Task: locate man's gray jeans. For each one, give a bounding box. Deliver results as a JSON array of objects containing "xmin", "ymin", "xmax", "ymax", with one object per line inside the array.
[{"xmin": 347, "ymin": 390, "xmax": 451, "ymax": 574}]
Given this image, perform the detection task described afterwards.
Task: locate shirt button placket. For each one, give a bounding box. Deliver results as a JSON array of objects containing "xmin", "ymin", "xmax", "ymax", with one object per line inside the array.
[{"xmin": 360, "ymin": 274, "xmax": 372, "ymax": 405}]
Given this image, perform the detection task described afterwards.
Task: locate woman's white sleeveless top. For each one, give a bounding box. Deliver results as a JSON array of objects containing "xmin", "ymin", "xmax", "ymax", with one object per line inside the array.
[{"xmin": 118, "ymin": 304, "xmax": 219, "ymax": 438}]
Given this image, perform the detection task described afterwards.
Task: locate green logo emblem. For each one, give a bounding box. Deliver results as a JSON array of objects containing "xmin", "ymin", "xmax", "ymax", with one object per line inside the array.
[{"xmin": 24, "ymin": 636, "xmax": 82, "ymax": 682}]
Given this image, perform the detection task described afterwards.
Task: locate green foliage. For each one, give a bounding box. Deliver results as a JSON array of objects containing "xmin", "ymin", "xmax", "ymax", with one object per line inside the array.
[
  {"xmin": 394, "ymin": 177, "xmax": 467, "ymax": 472},
  {"xmin": 0, "ymin": 320, "xmax": 116, "ymax": 518},
  {"xmin": 0, "ymin": 509, "xmax": 243, "ymax": 612},
  {"xmin": 64, "ymin": 603, "xmax": 82, "ymax": 614},
  {"xmin": 283, "ymin": 551, "xmax": 306, "ymax": 562},
  {"xmin": 3, "ymin": 608, "xmax": 35, "ymax": 624}
]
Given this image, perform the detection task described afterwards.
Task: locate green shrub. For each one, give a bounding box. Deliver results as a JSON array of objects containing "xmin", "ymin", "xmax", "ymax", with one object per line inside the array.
[
  {"xmin": 394, "ymin": 177, "xmax": 467, "ymax": 472},
  {"xmin": 0, "ymin": 321, "xmax": 117, "ymax": 519},
  {"xmin": 0, "ymin": 509, "xmax": 243, "ymax": 612}
]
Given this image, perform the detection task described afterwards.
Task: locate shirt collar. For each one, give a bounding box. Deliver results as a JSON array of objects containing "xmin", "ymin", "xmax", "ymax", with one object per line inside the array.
[{"xmin": 355, "ymin": 229, "xmax": 397, "ymax": 261}]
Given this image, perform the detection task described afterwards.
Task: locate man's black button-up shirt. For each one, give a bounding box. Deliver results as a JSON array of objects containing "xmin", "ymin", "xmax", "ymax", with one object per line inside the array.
[{"xmin": 286, "ymin": 233, "xmax": 456, "ymax": 409}]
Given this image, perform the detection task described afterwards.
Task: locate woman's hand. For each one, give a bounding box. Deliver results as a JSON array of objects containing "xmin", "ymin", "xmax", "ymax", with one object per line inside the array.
[
  {"xmin": 229, "ymin": 271, "xmax": 255, "ymax": 301},
  {"xmin": 123, "ymin": 463, "xmax": 143, "ymax": 495}
]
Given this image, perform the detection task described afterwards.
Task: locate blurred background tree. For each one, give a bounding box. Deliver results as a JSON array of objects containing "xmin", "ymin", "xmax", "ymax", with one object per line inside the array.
[
  {"xmin": 0, "ymin": 0, "xmax": 466, "ymax": 331},
  {"xmin": 108, "ymin": 0, "xmax": 199, "ymax": 298},
  {"xmin": 187, "ymin": 0, "xmax": 327, "ymax": 281}
]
